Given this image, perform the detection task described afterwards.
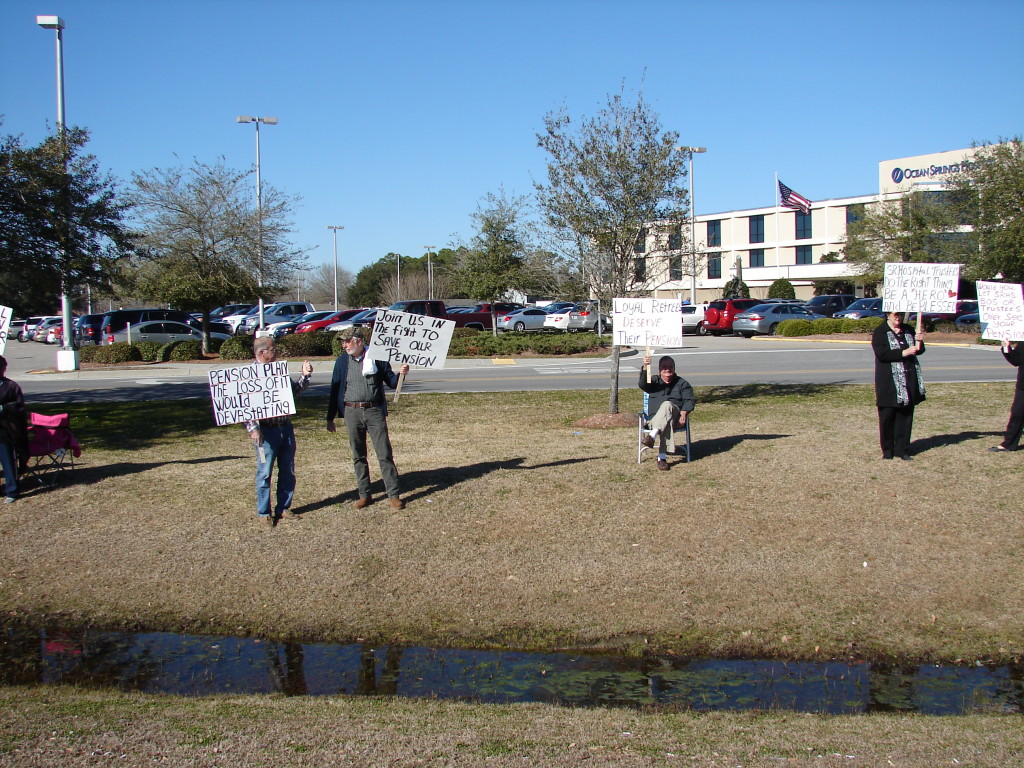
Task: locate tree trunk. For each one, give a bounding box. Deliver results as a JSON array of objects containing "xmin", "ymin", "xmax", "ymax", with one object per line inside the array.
[{"xmin": 608, "ymin": 345, "xmax": 621, "ymax": 414}]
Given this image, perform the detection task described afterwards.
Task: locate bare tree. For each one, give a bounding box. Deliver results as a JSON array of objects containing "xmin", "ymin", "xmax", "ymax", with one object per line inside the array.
[{"xmin": 535, "ymin": 85, "xmax": 690, "ymax": 413}]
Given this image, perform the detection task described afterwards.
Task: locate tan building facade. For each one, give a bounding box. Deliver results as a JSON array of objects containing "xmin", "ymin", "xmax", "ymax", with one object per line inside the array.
[{"xmin": 640, "ymin": 146, "xmax": 982, "ymax": 303}]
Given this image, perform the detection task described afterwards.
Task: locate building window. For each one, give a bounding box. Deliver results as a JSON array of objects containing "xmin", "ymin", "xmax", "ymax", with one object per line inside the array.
[
  {"xmin": 633, "ymin": 256, "xmax": 646, "ymax": 283},
  {"xmin": 669, "ymin": 254, "xmax": 683, "ymax": 282},
  {"xmin": 846, "ymin": 204, "xmax": 865, "ymax": 225},
  {"xmin": 795, "ymin": 211, "xmax": 812, "ymax": 240},
  {"xmin": 707, "ymin": 253, "xmax": 722, "ymax": 280},
  {"xmin": 795, "ymin": 245, "xmax": 812, "ymax": 265},
  {"xmin": 668, "ymin": 227, "xmax": 682, "ymax": 251},
  {"xmin": 634, "ymin": 228, "xmax": 647, "ymax": 253},
  {"xmin": 707, "ymin": 220, "xmax": 721, "ymax": 247},
  {"xmin": 748, "ymin": 215, "xmax": 764, "ymax": 244},
  {"xmin": 749, "ymin": 249, "xmax": 764, "ymax": 268}
]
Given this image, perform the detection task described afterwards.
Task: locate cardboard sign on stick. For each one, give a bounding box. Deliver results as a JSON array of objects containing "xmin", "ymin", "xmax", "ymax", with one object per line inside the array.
[
  {"xmin": 367, "ymin": 308, "xmax": 455, "ymax": 370},
  {"xmin": 208, "ymin": 361, "xmax": 296, "ymax": 426},
  {"xmin": 612, "ymin": 298, "xmax": 684, "ymax": 350},
  {"xmin": 882, "ymin": 262, "xmax": 960, "ymax": 314},
  {"xmin": 977, "ymin": 280, "xmax": 1024, "ymax": 341},
  {"xmin": 0, "ymin": 305, "xmax": 12, "ymax": 355}
]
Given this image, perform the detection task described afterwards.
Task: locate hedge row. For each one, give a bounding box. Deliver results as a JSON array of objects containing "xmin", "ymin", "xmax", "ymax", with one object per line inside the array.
[
  {"xmin": 449, "ymin": 331, "xmax": 608, "ymax": 356},
  {"xmin": 79, "ymin": 339, "xmax": 210, "ymax": 364},
  {"xmin": 776, "ymin": 316, "xmax": 886, "ymax": 336}
]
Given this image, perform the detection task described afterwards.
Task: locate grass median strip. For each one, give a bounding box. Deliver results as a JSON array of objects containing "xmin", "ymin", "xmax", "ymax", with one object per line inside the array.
[{"xmin": 2, "ymin": 382, "xmax": 1021, "ymax": 665}]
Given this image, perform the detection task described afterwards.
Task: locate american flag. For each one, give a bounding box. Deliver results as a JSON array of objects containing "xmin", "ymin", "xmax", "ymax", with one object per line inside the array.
[{"xmin": 778, "ymin": 180, "xmax": 812, "ymax": 214}]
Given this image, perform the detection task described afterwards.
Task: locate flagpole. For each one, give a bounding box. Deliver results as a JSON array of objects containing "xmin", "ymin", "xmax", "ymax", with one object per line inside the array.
[{"xmin": 774, "ymin": 172, "xmax": 781, "ymax": 270}]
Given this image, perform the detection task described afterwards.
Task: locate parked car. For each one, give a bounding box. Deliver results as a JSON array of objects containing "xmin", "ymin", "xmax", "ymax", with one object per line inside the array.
[
  {"xmin": 922, "ymin": 300, "xmax": 979, "ymax": 330},
  {"xmin": 681, "ymin": 304, "xmax": 708, "ymax": 335},
  {"xmin": 98, "ymin": 309, "xmax": 194, "ymax": 341},
  {"xmin": 186, "ymin": 318, "xmax": 233, "ymax": 336},
  {"xmin": 267, "ymin": 310, "xmax": 338, "ymax": 338},
  {"xmin": 19, "ymin": 315, "xmax": 59, "ymax": 342},
  {"xmin": 543, "ymin": 304, "xmax": 579, "ymax": 331},
  {"xmin": 44, "ymin": 324, "xmax": 67, "ymax": 344},
  {"xmin": 566, "ymin": 302, "xmax": 610, "ymax": 333},
  {"xmin": 834, "ymin": 298, "xmax": 884, "ymax": 319},
  {"xmin": 445, "ymin": 306, "xmax": 473, "ymax": 315},
  {"xmin": 222, "ymin": 305, "xmax": 261, "ymax": 333},
  {"xmin": 32, "ymin": 316, "xmax": 66, "ymax": 342},
  {"xmin": 210, "ymin": 303, "xmax": 254, "ymax": 320},
  {"xmin": 240, "ymin": 302, "xmax": 316, "ymax": 334},
  {"xmin": 72, "ymin": 314, "xmax": 106, "ymax": 346},
  {"xmin": 293, "ymin": 309, "xmax": 368, "ymax": 334},
  {"xmin": 955, "ymin": 312, "xmax": 980, "ymax": 329},
  {"xmin": 496, "ymin": 307, "xmax": 552, "ymax": 332},
  {"xmin": 540, "ymin": 301, "xmax": 577, "ymax": 313},
  {"xmin": 105, "ymin": 320, "xmax": 231, "ymax": 346},
  {"xmin": 802, "ymin": 294, "xmax": 857, "ymax": 318},
  {"xmin": 732, "ymin": 303, "xmax": 828, "ymax": 337},
  {"xmin": 324, "ymin": 308, "xmax": 381, "ymax": 333},
  {"xmin": 702, "ymin": 298, "xmax": 764, "ymax": 336}
]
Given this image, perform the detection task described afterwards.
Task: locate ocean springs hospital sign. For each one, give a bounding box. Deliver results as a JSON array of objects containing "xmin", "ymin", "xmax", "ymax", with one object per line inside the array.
[{"xmin": 878, "ymin": 146, "xmax": 979, "ymax": 195}]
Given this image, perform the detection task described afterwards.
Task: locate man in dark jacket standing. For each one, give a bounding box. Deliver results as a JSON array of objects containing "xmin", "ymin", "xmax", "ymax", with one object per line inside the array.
[
  {"xmin": 327, "ymin": 327, "xmax": 410, "ymax": 509},
  {"xmin": 639, "ymin": 354, "xmax": 695, "ymax": 471},
  {"xmin": 0, "ymin": 355, "xmax": 28, "ymax": 504},
  {"xmin": 992, "ymin": 338, "xmax": 1024, "ymax": 452}
]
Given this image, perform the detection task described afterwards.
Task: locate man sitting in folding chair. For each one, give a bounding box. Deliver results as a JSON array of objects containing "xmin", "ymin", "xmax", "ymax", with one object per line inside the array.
[{"xmin": 638, "ymin": 354, "xmax": 695, "ymax": 471}]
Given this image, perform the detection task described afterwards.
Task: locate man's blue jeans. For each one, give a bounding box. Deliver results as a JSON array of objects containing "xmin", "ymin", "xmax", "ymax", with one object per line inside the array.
[
  {"xmin": 0, "ymin": 440, "xmax": 18, "ymax": 500},
  {"xmin": 254, "ymin": 423, "xmax": 296, "ymax": 517}
]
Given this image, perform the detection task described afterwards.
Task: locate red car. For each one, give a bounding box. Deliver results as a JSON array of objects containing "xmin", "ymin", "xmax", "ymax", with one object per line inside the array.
[
  {"xmin": 702, "ymin": 298, "xmax": 764, "ymax": 336},
  {"xmin": 293, "ymin": 308, "xmax": 368, "ymax": 334}
]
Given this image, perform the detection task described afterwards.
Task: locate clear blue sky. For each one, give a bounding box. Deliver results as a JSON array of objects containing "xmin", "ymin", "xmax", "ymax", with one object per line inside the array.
[{"xmin": 3, "ymin": 0, "xmax": 1022, "ymax": 279}]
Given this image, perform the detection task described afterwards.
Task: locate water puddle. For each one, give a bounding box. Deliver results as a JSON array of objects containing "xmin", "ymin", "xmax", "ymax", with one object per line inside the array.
[{"xmin": 2, "ymin": 625, "xmax": 1021, "ymax": 714}]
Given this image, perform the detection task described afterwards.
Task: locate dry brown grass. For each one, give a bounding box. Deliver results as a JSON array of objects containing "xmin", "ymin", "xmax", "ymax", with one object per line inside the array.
[
  {"xmin": 2, "ymin": 686, "xmax": 1022, "ymax": 768},
  {"xmin": 1, "ymin": 383, "xmax": 1022, "ymax": 664}
]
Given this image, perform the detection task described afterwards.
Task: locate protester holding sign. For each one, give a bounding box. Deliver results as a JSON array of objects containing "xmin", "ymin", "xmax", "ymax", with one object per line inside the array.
[
  {"xmin": 991, "ymin": 339, "xmax": 1024, "ymax": 453},
  {"xmin": 244, "ymin": 337, "xmax": 313, "ymax": 527},
  {"xmin": 872, "ymin": 312, "xmax": 926, "ymax": 460},
  {"xmin": 326, "ymin": 327, "xmax": 410, "ymax": 510},
  {"xmin": 0, "ymin": 355, "xmax": 28, "ymax": 504},
  {"xmin": 639, "ymin": 354, "xmax": 695, "ymax": 471}
]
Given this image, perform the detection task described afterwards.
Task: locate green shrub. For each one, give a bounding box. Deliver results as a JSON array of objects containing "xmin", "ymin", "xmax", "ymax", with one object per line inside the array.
[
  {"xmin": 776, "ymin": 319, "xmax": 813, "ymax": 336},
  {"xmin": 855, "ymin": 316, "xmax": 885, "ymax": 333},
  {"xmin": 331, "ymin": 332, "xmax": 347, "ymax": 357},
  {"xmin": 91, "ymin": 342, "xmax": 140, "ymax": 364},
  {"xmin": 132, "ymin": 341, "xmax": 163, "ymax": 362},
  {"xmin": 169, "ymin": 340, "xmax": 203, "ymax": 361},
  {"xmin": 219, "ymin": 335, "xmax": 254, "ymax": 360},
  {"xmin": 78, "ymin": 345, "xmax": 100, "ymax": 363},
  {"xmin": 278, "ymin": 331, "xmax": 335, "ymax": 358},
  {"xmin": 767, "ymin": 278, "xmax": 796, "ymax": 299},
  {"xmin": 810, "ymin": 318, "xmax": 845, "ymax": 335}
]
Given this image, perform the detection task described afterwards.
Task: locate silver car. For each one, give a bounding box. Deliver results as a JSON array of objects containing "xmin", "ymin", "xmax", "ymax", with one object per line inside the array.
[
  {"xmin": 496, "ymin": 307, "xmax": 552, "ymax": 332},
  {"xmin": 105, "ymin": 321, "xmax": 231, "ymax": 345},
  {"xmin": 566, "ymin": 302, "xmax": 610, "ymax": 333},
  {"xmin": 732, "ymin": 303, "xmax": 827, "ymax": 337}
]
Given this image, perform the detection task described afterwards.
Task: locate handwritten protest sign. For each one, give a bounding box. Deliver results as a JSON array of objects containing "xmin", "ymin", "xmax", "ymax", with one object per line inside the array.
[
  {"xmin": 367, "ymin": 308, "xmax": 455, "ymax": 369},
  {"xmin": 0, "ymin": 305, "xmax": 11, "ymax": 355},
  {"xmin": 977, "ymin": 280, "xmax": 1024, "ymax": 341},
  {"xmin": 207, "ymin": 361, "xmax": 296, "ymax": 426},
  {"xmin": 612, "ymin": 298, "xmax": 684, "ymax": 349},
  {"xmin": 882, "ymin": 262, "xmax": 960, "ymax": 313}
]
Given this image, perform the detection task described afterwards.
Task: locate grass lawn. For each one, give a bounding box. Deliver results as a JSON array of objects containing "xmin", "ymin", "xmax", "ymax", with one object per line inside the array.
[{"xmin": 1, "ymin": 382, "xmax": 1022, "ymax": 765}]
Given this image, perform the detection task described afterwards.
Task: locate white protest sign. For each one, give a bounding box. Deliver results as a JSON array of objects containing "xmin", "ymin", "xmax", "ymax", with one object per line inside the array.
[
  {"xmin": 882, "ymin": 262, "xmax": 960, "ymax": 313},
  {"xmin": 0, "ymin": 305, "xmax": 12, "ymax": 355},
  {"xmin": 367, "ymin": 308, "xmax": 455, "ymax": 369},
  {"xmin": 207, "ymin": 361, "xmax": 296, "ymax": 426},
  {"xmin": 977, "ymin": 281, "xmax": 1024, "ymax": 341},
  {"xmin": 612, "ymin": 298, "xmax": 684, "ymax": 348}
]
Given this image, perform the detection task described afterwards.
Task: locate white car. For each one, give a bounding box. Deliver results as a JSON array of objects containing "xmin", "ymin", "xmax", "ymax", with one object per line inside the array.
[
  {"xmin": 682, "ymin": 304, "xmax": 708, "ymax": 335},
  {"xmin": 543, "ymin": 304, "xmax": 578, "ymax": 331}
]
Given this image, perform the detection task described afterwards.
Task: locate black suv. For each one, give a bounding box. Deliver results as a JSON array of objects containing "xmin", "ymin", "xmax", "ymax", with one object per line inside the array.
[{"xmin": 802, "ymin": 295, "xmax": 857, "ymax": 318}]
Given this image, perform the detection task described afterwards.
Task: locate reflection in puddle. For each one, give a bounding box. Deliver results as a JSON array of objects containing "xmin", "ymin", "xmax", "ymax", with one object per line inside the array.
[{"xmin": 2, "ymin": 625, "xmax": 1021, "ymax": 714}]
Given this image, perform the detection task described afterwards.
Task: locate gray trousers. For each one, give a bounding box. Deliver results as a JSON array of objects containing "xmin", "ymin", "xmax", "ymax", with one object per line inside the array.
[{"xmin": 344, "ymin": 406, "xmax": 401, "ymax": 499}]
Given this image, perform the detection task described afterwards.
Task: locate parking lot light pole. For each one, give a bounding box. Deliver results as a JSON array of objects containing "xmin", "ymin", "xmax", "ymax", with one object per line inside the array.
[
  {"xmin": 37, "ymin": 15, "xmax": 77, "ymax": 371},
  {"xmin": 678, "ymin": 146, "xmax": 706, "ymax": 305},
  {"xmin": 236, "ymin": 115, "xmax": 278, "ymax": 333},
  {"xmin": 423, "ymin": 245, "xmax": 435, "ymax": 300},
  {"xmin": 327, "ymin": 225, "xmax": 344, "ymax": 310}
]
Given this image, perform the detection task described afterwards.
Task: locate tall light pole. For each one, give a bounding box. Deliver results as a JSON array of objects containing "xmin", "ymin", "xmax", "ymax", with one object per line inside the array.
[
  {"xmin": 423, "ymin": 245, "xmax": 436, "ymax": 300},
  {"xmin": 394, "ymin": 253, "xmax": 401, "ymax": 302},
  {"xmin": 37, "ymin": 15, "xmax": 76, "ymax": 371},
  {"xmin": 678, "ymin": 146, "xmax": 706, "ymax": 304},
  {"xmin": 327, "ymin": 225, "xmax": 344, "ymax": 310},
  {"xmin": 236, "ymin": 115, "xmax": 278, "ymax": 332}
]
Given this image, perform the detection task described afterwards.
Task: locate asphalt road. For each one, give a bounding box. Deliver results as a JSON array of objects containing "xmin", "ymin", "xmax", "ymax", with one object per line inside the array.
[{"xmin": 4, "ymin": 335, "xmax": 1013, "ymax": 404}]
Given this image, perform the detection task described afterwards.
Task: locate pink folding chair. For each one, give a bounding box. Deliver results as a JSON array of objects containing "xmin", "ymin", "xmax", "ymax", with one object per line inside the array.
[{"xmin": 25, "ymin": 412, "xmax": 82, "ymax": 487}]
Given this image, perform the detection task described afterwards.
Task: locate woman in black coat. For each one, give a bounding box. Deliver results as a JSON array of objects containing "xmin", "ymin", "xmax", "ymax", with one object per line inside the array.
[
  {"xmin": 872, "ymin": 312, "xmax": 926, "ymax": 460},
  {"xmin": 992, "ymin": 339, "xmax": 1024, "ymax": 452}
]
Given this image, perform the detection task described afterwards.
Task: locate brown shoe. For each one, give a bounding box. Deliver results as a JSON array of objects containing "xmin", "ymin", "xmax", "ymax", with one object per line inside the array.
[
  {"xmin": 640, "ymin": 433, "xmax": 655, "ymax": 448},
  {"xmin": 656, "ymin": 459, "xmax": 669, "ymax": 471},
  {"xmin": 354, "ymin": 497, "xmax": 372, "ymax": 509},
  {"xmin": 259, "ymin": 514, "xmax": 274, "ymax": 527},
  {"xmin": 280, "ymin": 510, "xmax": 298, "ymax": 519},
  {"xmin": 390, "ymin": 497, "xmax": 405, "ymax": 510}
]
